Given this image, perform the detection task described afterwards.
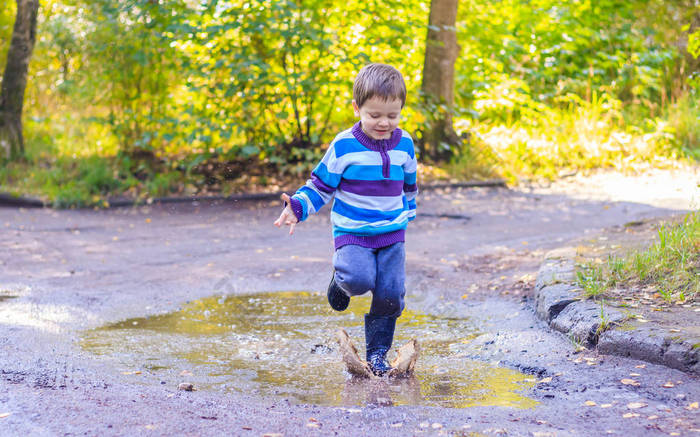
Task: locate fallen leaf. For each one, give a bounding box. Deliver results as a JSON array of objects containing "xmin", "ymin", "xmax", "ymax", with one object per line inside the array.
[
  {"xmin": 180, "ymin": 370, "xmax": 193, "ymax": 376},
  {"xmin": 390, "ymin": 423, "xmax": 403, "ymax": 428},
  {"xmin": 419, "ymin": 422, "xmax": 430, "ymax": 428},
  {"xmin": 646, "ymin": 415, "xmax": 659, "ymax": 420},
  {"xmin": 627, "ymin": 402, "xmax": 647, "ymax": 409},
  {"xmin": 432, "ymin": 423, "xmax": 443, "ymax": 429},
  {"xmin": 686, "ymin": 402, "xmax": 699, "ymax": 410},
  {"xmin": 306, "ymin": 423, "xmax": 320, "ymax": 429},
  {"xmin": 308, "ymin": 418, "xmax": 318, "ymax": 422},
  {"xmin": 662, "ymin": 382, "xmax": 675, "ymax": 388},
  {"xmin": 145, "ymin": 218, "xmax": 151, "ymax": 223},
  {"xmin": 635, "ymin": 364, "xmax": 646, "ymax": 369},
  {"xmin": 621, "ymin": 378, "xmax": 640, "ymax": 386},
  {"xmin": 145, "ymin": 425, "xmax": 156, "ymax": 430},
  {"xmin": 538, "ymin": 377, "xmax": 553, "ymax": 384},
  {"xmin": 629, "ymin": 373, "xmax": 641, "ymax": 377},
  {"xmin": 0, "ymin": 413, "xmax": 11, "ymax": 419},
  {"xmin": 600, "ymin": 404, "xmax": 613, "ymax": 408},
  {"xmin": 584, "ymin": 401, "xmax": 597, "ymax": 406},
  {"xmin": 622, "ymin": 413, "xmax": 640, "ymax": 418}
]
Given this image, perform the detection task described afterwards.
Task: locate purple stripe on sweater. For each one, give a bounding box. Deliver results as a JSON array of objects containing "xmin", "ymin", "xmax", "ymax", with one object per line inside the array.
[
  {"xmin": 334, "ymin": 229, "xmax": 405, "ymax": 250},
  {"xmin": 403, "ymin": 183, "xmax": 418, "ymax": 193},
  {"xmin": 311, "ymin": 173, "xmax": 335, "ymax": 193},
  {"xmin": 339, "ymin": 178, "xmax": 404, "ymax": 196}
]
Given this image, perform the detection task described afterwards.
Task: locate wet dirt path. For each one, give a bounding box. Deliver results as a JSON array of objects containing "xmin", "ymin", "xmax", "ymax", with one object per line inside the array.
[{"xmin": 1, "ymin": 169, "xmax": 698, "ymax": 436}]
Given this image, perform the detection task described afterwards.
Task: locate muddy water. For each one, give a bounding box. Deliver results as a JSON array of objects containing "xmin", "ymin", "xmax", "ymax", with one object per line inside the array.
[{"xmin": 81, "ymin": 291, "xmax": 537, "ymax": 408}]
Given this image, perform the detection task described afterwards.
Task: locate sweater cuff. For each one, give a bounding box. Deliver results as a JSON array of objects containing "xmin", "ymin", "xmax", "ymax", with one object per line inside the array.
[{"xmin": 289, "ymin": 196, "xmax": 304, "ymax": 222}]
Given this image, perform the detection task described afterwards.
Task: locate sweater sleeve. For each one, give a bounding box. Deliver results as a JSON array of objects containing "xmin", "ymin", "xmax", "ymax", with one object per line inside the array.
[
  {"xmin": 289, "ymin": 142, "xmax": 342, "ymax": 222},
  {"xmin": 402, "ymin": 136, "xmax": 418, "ymax": 221}
]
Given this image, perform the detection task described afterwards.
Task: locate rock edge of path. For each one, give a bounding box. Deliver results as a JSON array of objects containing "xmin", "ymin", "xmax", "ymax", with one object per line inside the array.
[{"xmin": 534, "ymin": 247, "xmax": 700, "ymax": 375}]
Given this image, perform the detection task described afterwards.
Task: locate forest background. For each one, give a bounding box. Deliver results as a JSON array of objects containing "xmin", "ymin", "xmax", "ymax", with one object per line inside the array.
[{"xmin": 0, "ymin": 0, "xmax": 699, "ymax": 207}]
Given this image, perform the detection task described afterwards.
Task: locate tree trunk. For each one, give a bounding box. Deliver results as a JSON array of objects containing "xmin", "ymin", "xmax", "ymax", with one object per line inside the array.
[
  {"xmin": 421, "ymin": 0, "xmax": 460, "ymax": 162},
  {"xmin": 0, "ymin": 0, "xmax": 39, "ymax": 161}
]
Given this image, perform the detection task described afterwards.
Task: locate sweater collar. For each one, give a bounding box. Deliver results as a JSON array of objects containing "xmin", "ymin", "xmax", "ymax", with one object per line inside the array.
[{"xmin": 351, "ymin": 122, "xmax": 402, "ymax": 151}]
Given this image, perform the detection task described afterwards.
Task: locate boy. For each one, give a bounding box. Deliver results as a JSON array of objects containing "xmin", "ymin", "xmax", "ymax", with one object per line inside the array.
[{"xmin": 274, "ymin": 63, "xmax": 418, "ymax": 376}]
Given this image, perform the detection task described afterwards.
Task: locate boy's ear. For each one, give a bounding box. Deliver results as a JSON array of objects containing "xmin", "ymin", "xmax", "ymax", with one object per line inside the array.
[{"xmin": 352, "ymin": 100, "xmax": 360, "ymax": 117}]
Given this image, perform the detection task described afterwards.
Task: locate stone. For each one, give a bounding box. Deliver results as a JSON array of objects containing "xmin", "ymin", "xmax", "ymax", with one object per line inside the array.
[
  {"xmin": 550, "ymin": 300, "xmax": 625, "ymax": 347},
  {"xmin": 535, "ymin": 283, "xmax": 581, "ymax": 322}
]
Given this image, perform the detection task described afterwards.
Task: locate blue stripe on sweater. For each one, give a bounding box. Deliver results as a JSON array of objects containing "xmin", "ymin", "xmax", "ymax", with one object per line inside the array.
[
  {"xmin": 332, "ymin": 197, "xmax": 405, "ymax": 222},
  {"xmin": 298, "ymin": 186, "xmax": 325, "ymax": 212},
  {"xmin": 403, "ymin": 171, "xmax": 417, "ymax": 185},
  {"xmin": 332, "ymin": 220, "xmax": 409, "ymax": 237},
  {"xmin": 394, "ymin": 137, "xmax": 415, "ymax": 158},
  {"xmin": 313, "ymin": 162, "xmax": 342, "ymax": 187},
  {"xmin": 343, "ymin": 165, "xmax": 404, "ymax": 181},
  {"xmin": 333, "ymin": 137, "xmax": 369, "ymax": 158}
]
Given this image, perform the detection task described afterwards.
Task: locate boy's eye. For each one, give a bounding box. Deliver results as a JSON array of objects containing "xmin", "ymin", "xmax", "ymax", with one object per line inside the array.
[{"xmin": 370, "ymin": 114, "xmax": 380, "ymax": 118}]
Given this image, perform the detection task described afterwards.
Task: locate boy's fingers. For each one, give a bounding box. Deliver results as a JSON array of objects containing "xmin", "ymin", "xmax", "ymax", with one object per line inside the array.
[{"xmin": 280, "ymin": 193, "xmax": 291, "ymax": 203}]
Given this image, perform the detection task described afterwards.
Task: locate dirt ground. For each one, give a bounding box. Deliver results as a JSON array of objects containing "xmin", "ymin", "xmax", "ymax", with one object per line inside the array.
[{"xmin": 0, "ymin": 167, "xmax": 699, "ymax": 436}]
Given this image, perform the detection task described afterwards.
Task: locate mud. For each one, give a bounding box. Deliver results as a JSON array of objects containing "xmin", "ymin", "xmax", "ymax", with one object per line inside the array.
[{"xmin": 1, "ymin": 168, "xmax": 699, "ymax": 436}]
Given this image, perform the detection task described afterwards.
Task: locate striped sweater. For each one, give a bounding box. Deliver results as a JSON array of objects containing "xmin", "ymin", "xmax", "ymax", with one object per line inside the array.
[{"xmin": 289, "ymin": 122, "xmax": 418, "ymax": 250}]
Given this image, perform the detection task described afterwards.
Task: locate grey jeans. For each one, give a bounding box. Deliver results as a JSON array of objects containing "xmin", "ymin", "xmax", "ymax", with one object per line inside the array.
[{"xmin": 332, "ymin": 242, "xmax": 406, "ymax": 318}]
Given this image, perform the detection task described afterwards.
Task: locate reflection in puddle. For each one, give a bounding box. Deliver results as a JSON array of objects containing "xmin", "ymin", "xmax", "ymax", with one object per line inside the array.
[{"xmin": 81, "ymin": 291, "xmax": 537, "ymax": 408}]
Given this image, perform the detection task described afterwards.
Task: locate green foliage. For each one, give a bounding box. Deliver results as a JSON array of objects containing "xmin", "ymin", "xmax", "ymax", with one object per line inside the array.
[{"xmin": 3, "ymin": 0, "xmax": 698, "ymax": 204}]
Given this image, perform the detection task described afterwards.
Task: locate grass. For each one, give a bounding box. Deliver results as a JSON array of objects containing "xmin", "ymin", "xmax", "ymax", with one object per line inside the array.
[{"xmin": 576, "ymin": 212, "xmax": 700, "ymax": 303}]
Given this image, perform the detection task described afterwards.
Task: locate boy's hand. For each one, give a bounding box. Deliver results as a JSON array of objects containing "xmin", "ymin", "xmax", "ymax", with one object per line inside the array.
[{"xmin": 273, "ymin": 193, "xmax": 299, "ymax": 235}]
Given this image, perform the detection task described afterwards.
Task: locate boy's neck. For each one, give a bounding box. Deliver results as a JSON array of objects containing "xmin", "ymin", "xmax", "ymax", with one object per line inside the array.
[{"xmin": 352, "ymin": 122, "xmax": 402, "ymax": 151}]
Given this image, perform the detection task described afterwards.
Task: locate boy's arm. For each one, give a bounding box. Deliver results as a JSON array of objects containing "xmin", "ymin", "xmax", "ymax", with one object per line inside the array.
[
  {"xmin": 288, "ymin": 143, "xmax": 342, "ymax": 222},
  {"xmin": 403, "ymin": 137, "xmax": 418, "ymax": 221}
]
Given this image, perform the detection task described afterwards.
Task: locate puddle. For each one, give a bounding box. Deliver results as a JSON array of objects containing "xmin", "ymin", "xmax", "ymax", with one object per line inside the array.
[{"xmin": 81, "ymin": 291, "xmax": 537, "ymax": 408}]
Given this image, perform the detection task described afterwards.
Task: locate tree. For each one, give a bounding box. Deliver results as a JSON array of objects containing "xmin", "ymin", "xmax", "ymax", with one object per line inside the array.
[
  {"xmin": 0, "ymin": 0, "xmax": 39, "ymax": 161},
  {"xmin": 420, "ymin": 0, "xmax": 461, "ymax": 162}
]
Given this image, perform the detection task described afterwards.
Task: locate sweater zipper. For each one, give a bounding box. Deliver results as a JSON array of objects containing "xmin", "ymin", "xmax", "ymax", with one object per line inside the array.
[{"xmin": 380, "ymin": 140, "xmax": 390, "ymax": 179}]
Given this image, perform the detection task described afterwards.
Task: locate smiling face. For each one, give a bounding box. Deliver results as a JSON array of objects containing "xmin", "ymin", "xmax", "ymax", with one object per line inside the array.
[{"xmin": 352, "ymin": 96, "xmax": 403, "ymax": 140}]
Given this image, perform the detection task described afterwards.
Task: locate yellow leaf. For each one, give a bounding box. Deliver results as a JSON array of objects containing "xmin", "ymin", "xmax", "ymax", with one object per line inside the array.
[
  {"xmin": 686, "ymin": 402, "xmax": 699, "ymax": 410},
  {"xmin": 635, "ymin": 364, "xmax": 646, "ymax": 369},
  {"xmin": 0, "ymin": 413, "xmax": 11, "ymax": 419},
  {"xmin": 629, "ymin": 373, "xmax": 641, "ymax": 377},
  {"xmin": 538, "ymin": 377, "xmax": 552, "ymax": 384},
  {"xmin": 620, "ymin": 378, "xmax": 640, "ymax": 386},
  {"xmin": 622, "ymin": 413, "xmax": 639, "ymax": 418},
  {"xmin": 627, "ymin": 402, "xmax": 647, "ymax": 409},
  {"xmin": 600, "ymin": 404, "xmax": 613, "ymax": 408},
  {"xmin": 662, "ymin": 382, "xmax": 674, "ymax": 388},
  {"xmin": 647, "ymin": 415, "xmax": 659, "ymax": 420},
  {"xmin": 584, "ymin": 401, "xmax": 597, "ymax": 406},
  {"xmin": 145, "ymin": 218, "xmax": 152, "ymax": 223}
]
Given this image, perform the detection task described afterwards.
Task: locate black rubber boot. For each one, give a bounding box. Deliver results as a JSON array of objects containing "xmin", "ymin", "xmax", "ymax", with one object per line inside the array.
[
  {"xmin": 327, "ymin": 275, "xmax": 350, "ymax": 311},
  {"xmin": 364, "ymin": 314, "xmax": 396, "ymax": 376}
]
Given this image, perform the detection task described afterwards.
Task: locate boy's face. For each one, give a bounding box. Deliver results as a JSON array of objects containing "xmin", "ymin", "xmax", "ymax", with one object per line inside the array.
[{"xmin": 352, "ymin": 96, "xmax": 403, "ymax": 140}]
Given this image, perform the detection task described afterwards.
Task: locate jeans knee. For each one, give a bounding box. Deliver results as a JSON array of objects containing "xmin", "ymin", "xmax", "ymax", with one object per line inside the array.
[{"xmin": 336, "ymin": 271, "xmax": 374, "ymax": 296}]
